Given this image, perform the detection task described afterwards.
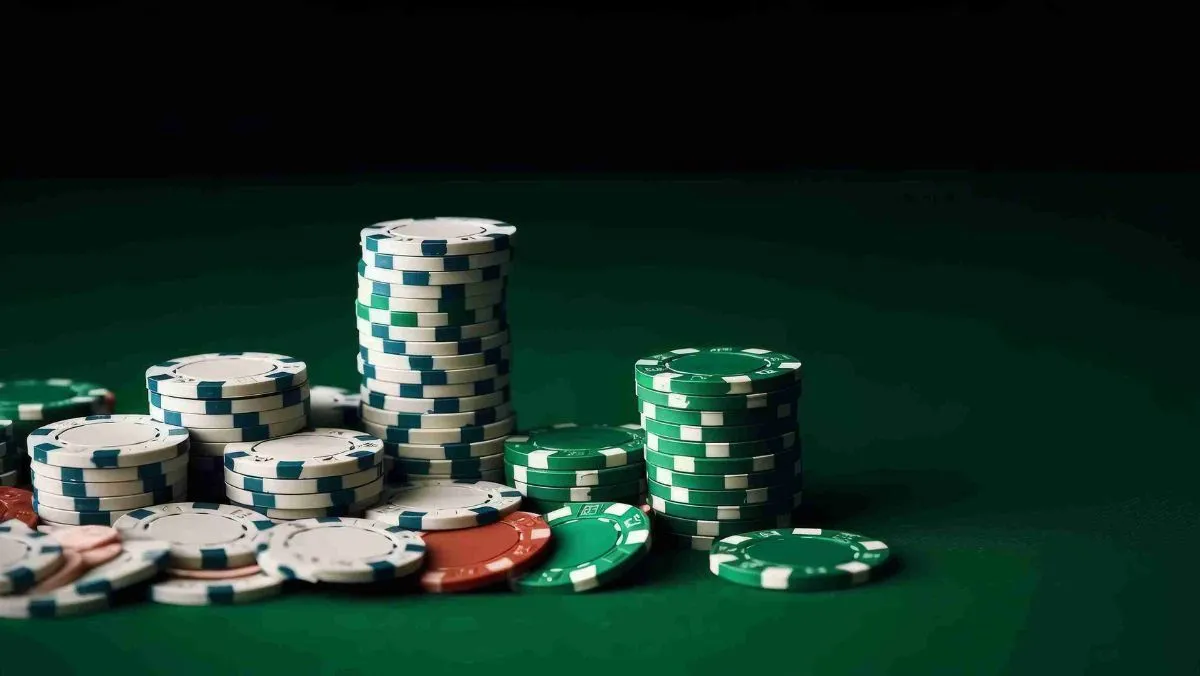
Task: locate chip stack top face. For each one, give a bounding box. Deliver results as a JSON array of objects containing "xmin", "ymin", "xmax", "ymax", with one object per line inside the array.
[
  {"xmin": 145, "ymin": 353, "xmax": 309, "ymax": 400},
  {"xmin": 360, "ymin": 217, "xmax": 516, "ymax": 257}
]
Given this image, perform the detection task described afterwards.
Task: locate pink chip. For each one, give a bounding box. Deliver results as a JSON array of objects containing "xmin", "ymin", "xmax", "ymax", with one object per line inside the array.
[
  {"xmin": 56, "ymin": 525, "xmax": 121, "ymax": 552},
  {"xmin": 168, "ymin": 564, "xmax": 262, "ymax": 580},
  {"xmin": 79, "ymin": 542, "xmax": 123, "ymax": 567}
]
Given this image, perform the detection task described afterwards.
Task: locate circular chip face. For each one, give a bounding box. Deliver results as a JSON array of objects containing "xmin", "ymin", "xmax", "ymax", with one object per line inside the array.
[
  {"xmin": 418, "ymin": 511, "xmax": 552, "ymax": 593},
  {"xmin": 381, "ymin": 436, "xmax": 507, "ymax": 461},
  {"xmin": 257, "ymin": 517, "xmax": 426, "ymax": 583},
  {"xmin": 360, "ymin": 217, "xmax": 516, "ymax": 257},
  {"xmin": 644, "ymin": 445, "xmax": 802, "ymax": 475},
  {"xmin": 0, "ymin": 378, "xmax": 110, "ymax": 421},
  {"xmin": 356, "ymin": 317, "xmax": 507, "ymax": 343},
  {"xmin": 640, "ymin": 416, "xmax": 797, "ymax": 444},
  {"xmin": 360, "ymin": 344, "xmax": 510, "ymax": 371},
  {"xmin": 224, "ymin": 475, "xmax": 384, "ymax": 510},
  {"xmin": 634, "ymin": 348, "xmax": 802, "ymax": 396},
  {"xmin": 648, "ymin": 492, "xmax": 800, "ymax": 521},
  {"xmin": 113, "ymin": 502, "xmax": 275, "ymax": 570},
  {"xmin": 504, "ymin": 423, "xmax": 646, "ymax": 471},
  {"xmin": 30, "ymin": 451, "xmax": 189, "ymax": 484},
  {"xmin": 361, "ymin": 248, "xmax": 512, "ymax": 272},
  {"xmin": 638, "ymin": 399, "xmax": 797, "ymax": 427},
  {"xmin": 635, "ymin": 384, "xmax": 802, "ymax": 412},
  {"xmin": 308, "ymin": 386, "xmax": 362, "ymax": 429},
  {"xmin": 27, "ymin": 415, "xmax": 190, "ymax": 469},
  {"xmin": 513, "ymin": 478, "xmax": 646, "ymax": 503},
  {"xmin": 145, "ymin": 352, "xmax": 309, "ymax": 400},
  {"xmin": 646, "ymin": 430, "xmax": 798, "ymax": 459},
  {"xmin": 0, "ymin": 487, "xmax": 37, "ymax": 529},
  {"xmin": 0, "ymin": 525, "xmax": 64, "ymax": 594},
  {"xmin": 505, "ymin": 460, "xmax": 645, "ymax": 488},
  {"xmin": 361, "ymin": 402, "xmax": 513, "ymax": 430},
  {"xmin": 355, "ymin": 300, "xmax": 504, "ymax": 328},
  {"xmin": 357, "ymin": 354, "xmax": 511, "ymax": 386},
  {"xmin": 223, "ymin": 463, "xmax": 383, "ymax": 495},
  {"xmin": 149, "ymin": 384, "xmax": 310, "ymax": 416},
  {"xmin": 223, "ymin": 428, "xmax": 385, "ymax": 480},
  {"xmin": 709, "ymin": 528, "xmax": 892, "ymax": 591},
  {"xmin": 365, "ymin": 480, "xmax": 522, "ymax": 530},
  {"xmin": 357, "ymin": 289, "xmax": 506, "ymax": 314},
  {"xmin": 359, "ymin": 386, "xmax": 509, "ymax": 414},
  {"xmin": 358, "ymin": 330, "xmax": 509, "ymax": 357},
  {"xmin": 151, "ymin": 571, "xmax": 285, "ymax": 605},
  {"xmin": 511, "ymin": 502, "xmax": 652, "ymax": 594},
  {"xmin": 654, "ymin": 511, "xmax": 792, "ymax": 537}
]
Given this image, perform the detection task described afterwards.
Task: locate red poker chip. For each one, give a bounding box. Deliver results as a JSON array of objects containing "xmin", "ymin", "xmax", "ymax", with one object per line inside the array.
[
  {"xmin": 418, "ymin": 510, "xmax": 552, "ymax": 593},
  {"xmin": 0, "ymin": 487, "xmax": 38, "ymax": 529}
]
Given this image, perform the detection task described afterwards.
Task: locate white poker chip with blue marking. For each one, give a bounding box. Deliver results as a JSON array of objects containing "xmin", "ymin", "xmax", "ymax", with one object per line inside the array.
[
  {"xmin": 355, "ymin": 317, "xmax": 506, "ymax": 343},
  {"xmin": 359, "ymin": 386, "xmax": 509, "ymax": 414},
  {"xmin": 364, "ymin": 479, "xmax": 522, "ymax": 530},
  {"xmin": 149, "ymin": 400, "xmax": 309, "ymax": 428},
  {"xmin": 361, "ymin": 247, "xmax": 512, "ymax": 272},
  {"xmin": 183, "ymin": 415, "xmax": 308, "ymax": 444},
  {"xmin": 362, "ymin": 416, "xmax": 514, "ymax": 446},
  {"xmin": 229, "ymin": 495, "xmax": 380, "ymax": 521},
  {"xmin": 357, "ymin": 276, "xmax": 507, "ymax": 300},
  {"xmin": 0, "ymin": 524, "xmax": 64, "ymax": 595},
  {"xmin": 357, "ymin": 259, "xmax": 509, "ymax": 286},
  {"xmin": 378, "ymin": 434, "xmax": 508, "ymax": 461},
  {"xmin": 360, "ymin": 216, "xmax": 516, "ymax": 257},
  {"xmin": 33, "ymin": 501, "xmax": 131, "ymax": 526},
  {"xmin": 32, "ymin": 480, "xmax": 187, "ymax": 512},
  {"xmin": 149, "ymin": 384, "xmax": 310, "ymax": 415},
  {"xmin": 223, "ymin": 462, "xmax": 382, "ymax": 495},
  {"xmin": 224, "ymin": 475, "xmax": 384, "ymax": 510},
  {"xmin": 308, "ymin": 386, "xmax": 362, "ymax": 430},
  {"xmin": 150, "ymin": 570, "xmax": 285, "ymax": 606},
  {"xmin": 357, "ymin": 354, "xmax": 510, "ymax": 385},
  {"xmin": 29, "ymin": 451, "xmax": 189, "ymax": 483},
  {"xmin": 146, "ymin": 352, "xmax": 309, "ymax": 400},
  {"xmin": 358, "ymin": 329, "xmax": 509, "ymax": 357},
  {"xmin": 256, "ymin": 516, "xmax": 427, "ymax": 583},
  {"xmin": 361, "ymin": 374, "xmax": 509, "ymax": 399},
  {"xmin": 27, "ymin": 415, "xmax": 190, "ymax": 469},
  {"xmin": 223, "ymin": 428, "xmax": 385, "ymax": 480},
  {"xmin": 356, "ymin": 288, "xmax": 505, "ymax": 313},
  {"xmin": 360, "ymin": 401, "xmax": 514, "ymax": 429},
  {"xmin": 360, "ymin": 344, "xmax": 511, "ymax": 371},
  {"xmin": 113, "ymin": 502, "xmax": 275, "ymax": 570}
]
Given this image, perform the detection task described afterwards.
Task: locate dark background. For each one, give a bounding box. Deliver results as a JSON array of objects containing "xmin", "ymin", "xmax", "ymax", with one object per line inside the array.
[{"xmin": 3, "ymin": 0, "xmax": 1194, "ymax": 180}]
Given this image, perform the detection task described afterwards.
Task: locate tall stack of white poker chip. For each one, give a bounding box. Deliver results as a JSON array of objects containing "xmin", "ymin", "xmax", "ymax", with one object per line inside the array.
[
  {"xmin": 25, "ymin": 415, "xmax": 191, "ymax": 526},
  {"xmin": 144, "ymin": 352, "xmax": 310, "ymax": 502},
  {"xmin": 356, "ymin": 218, "xmax": 518, "ymax": 485}
]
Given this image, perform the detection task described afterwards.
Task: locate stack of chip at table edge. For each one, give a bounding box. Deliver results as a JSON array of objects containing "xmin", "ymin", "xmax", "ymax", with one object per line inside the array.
[
  {"xmin": 502, "ymin": 423, "xmax": 648, "ymax": 513},
  {"xmin": 634, "ymin": 347, "xmax": 803, "ymax": 550},
  {"xmin": 144, "ymin": 352, "xmax": 310, "ymax": 502},
  {"xmin": 0, "ymin": 378, "xmax": 114, "ymax": 485},
  {"xmin": 355, "ymin": 217, "xmax": 517, "ymax": 485}
]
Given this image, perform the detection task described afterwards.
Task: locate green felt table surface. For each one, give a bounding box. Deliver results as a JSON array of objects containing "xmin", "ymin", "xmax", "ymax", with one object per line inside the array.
[{"xmin": 0, "ymin": 174, "xmax": 1197, "ymax": 675}]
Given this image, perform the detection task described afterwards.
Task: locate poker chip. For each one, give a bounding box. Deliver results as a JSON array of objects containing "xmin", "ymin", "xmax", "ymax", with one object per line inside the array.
[
  {"xmin": 648, "ymin": 492, "xmax": 802, "ymax": 521},
  {"xmin": 361, "ymin": 375, "xmax": 510, "ymax": 400},
  {"xmin": 357, "ymin": 289, "xmax": 505, "ymax": 313},
  {"xmin": 644, "ymin": 445, "xmax": 802, "ymax": 475},
  {"xmin": 709, "ymin": 528, "xmax": 892, "ymax": 591},
  {"xmin": 365, "ymin": 479, "xmax": 522, "ymax": 530},
  {"xmin": 32, "ymin": 468, "xmax": 188, "ymax": 498},
  {"xmin": 182, "ymin": 415, "xmax": 308, "ymax": 444},
  {"xmin": 223, "ymin": 428, "xmax": 385, "ymax": 480},
  {"xmin": 635, "ymin": 383, "xmax": 802, "ymax": 412},
  {"xmin": 0, "ymin": 524, "xmax": 65, "ymax": 594},
  {"xmin": 504, "ymin": 423, "xmax": 646, "ymax": 471},
  {"xmin": 223, "ymin": 463, "xmax": 383, "ymax": 495},
  {"xmin": 27, "ymin": 415, "xmax": 189, "ymax": 469},
  {"xmin": 358, "ymin": 259, "xmax": 509, "ymax": 286},
  {"xmin": 645, "ymin": 476, "xmax": 800, "ymax": 506},
  {"xmin": 32, "ymin": 501, "xmax": 131, "ymax": 526},
  {"xmin": 361, "ymin": 247, "xmax": 512, "ymax": 272},
  {"xmin": 358, "ymin": 276, "xmax": 507, "ymax": 300},
  {"xmin": 662, "ymin": 533, "xmax": 717, "ymax": 551},
  {"xmin": 0, "ymin": 378, "xmax": 111, "ymax": 422},
  {"xmin": 256, "ymin": 517, "xmax": 426, "ymax": 584},
  {"xmin": 418, "ymin": 511, "xmax": 552, "ymax": 593},
  {"xmin": 513, "ymin": 478, "xmax": 647, "ymax": 503},
  {"xmin": 648, "ymin": 456, "xmax": 801, "ymax": 490},
  {"xmin": 355, "ymin": 317, "xmax": 507, "ymax": 343},
  {"xmin": 308, "ymin": 386, "xmax": 362, "ymax": 430},
  {"xmin": 150, "ymin": 400, "xmax": 309, "ymax": 429},
  {"xmin": 228, "ymin": 495, "xmax": 380, "ymax": 521},
  {"xmin": 640, "ymin": 416, "xmax": 798, "ymax": 444},
  {"xmin": 365, "ymin": 417, "xmax": 513, "ymax": 446},
  {"xmin": 0, "ymin": 487, "xmax": 38, "ymax": 529},
  {"xmin": 396, "ymin": 468, "xmax": 504, "ymax": 485},
  {"xmin": 391, "ymin": 454, "xmax": 504, "ymax": 476},
  {"xmin": 33, "ymin": 480, "xmax": 186, "ymax": 511},
  {"xmin": 634, "ymin": 347, "xmax": 802, "ymax": 396},
  {"xmin": 150, "ymin": 571, "xmax": 285, "ymax": 605},
  {"xmin": 359, "ymin": 344, "xmax": 510, "ymax": 371},
  {"xmin": 505, "ymin": 461, "xmax": 644, "ymax": 488},
  {"xmin": 148, "ymin": 384, "xmax": 310, "ymax": 415},
  {"xmin": 361, "ymin": 402, "xmax": 513, "ymax": 430},
  {"xmin": 51, "ymin": 525, "xmax": 120, "ymax": 552},
  {"xmin": 113, "ymin": 502, "xmax": 275, "ymax": 570},
  {"xmin": 30, "ymin": 451, "xmax": 189, "ymax": 484},
  {"xmin": 638, "ymin": 399, "xmax": 797, "ymax": 426},
  {"xmin": 225, "ymin": 476, "xmax": 384, "ymax": 510},
  {"xmin": 359, "ymin": 386, "xmax": 509, "ymax": 414},
  {"xmin": 382, "ymin": 436, "xmax": 507, "ymax": 461},
  {"xmin": 511, "ymin": 502, "xmax": 652, "ymax": 594},
  {"xmin": 654, "ymin": 511, "xmax": 791, "ymax": 536},
  {"xmin": 355, "ymin": 300, "xmax": 504, "ymax": 327},
  {"xmin": 0, "ymin": 539, "xmax": 170, "ymax": 619},
  {"xmin": 357, "ymin": 329, "xmax": 509, "ymax": 357},
  {"xmin": 357, "ymin": 355, "xmax": 511, "ymax": 385},
  {"xmin": 645, "ymin": 430, "xmax": 798, "ymax": 459},
  {"xmin": 145, "ymin": 352, "xmax": 309, "ymax": 400},
  {"xmin": 360, "ymin": 216, "xmax": 516, "ymax": 256},
  {"xmin": 168, "ymin": 563, "xmax": 261, "ymax": 579}
]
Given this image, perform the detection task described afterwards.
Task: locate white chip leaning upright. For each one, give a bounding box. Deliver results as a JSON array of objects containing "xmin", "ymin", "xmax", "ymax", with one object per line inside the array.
[
  {"xmin": 113, "ymin": 502, "xmax": 275, "ymax": 570},
  {"xmin": 146, "ymin": 352, "xmax": 309, "ymax": 399},
  {"xmin": 256, "ymin": 517, "xmax": 426, "ymax": 584},
  {"xmin": 223, "ymin": 428, "xmax": 385, "ymax": 480},
  {"xmin": 27, "ymin": 415, "xmax": 190, "ymax": 469},
  {"xmin": 360, "ymin": 217, "xmax": 516, "ymax": 257},
  {"xmin": 365, "ymin": 479, "xmax": 523, "ymax": 530}
]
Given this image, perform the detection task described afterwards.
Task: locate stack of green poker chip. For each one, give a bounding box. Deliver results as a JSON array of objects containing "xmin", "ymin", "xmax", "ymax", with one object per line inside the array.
[
  {"xmin": 503, "ymin": 423, "xmax": 648, "ymax": 514},
  {"xmin": 0, "ymin": 378, "xmax": 114, "ymax": 483},
  {"xmin": 632, "ymin": 347, "xmax": 804, "ymax": 546}
]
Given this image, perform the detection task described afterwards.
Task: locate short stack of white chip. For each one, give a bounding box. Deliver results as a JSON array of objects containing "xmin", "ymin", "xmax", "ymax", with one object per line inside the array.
[
  {"xmin": 144, "ymin": 352, "xmax": 310, "ymax": 502},
  {"xmin": 355, "ymin": 217, "xmax": 519, "ymax": 486},
  {"xmin": 221, "ymin": 428, "xmax": 387, "ymax": 520},
  {"xmin": 25, "ymin": 415, "xmax": 192, "ymax": 526}
]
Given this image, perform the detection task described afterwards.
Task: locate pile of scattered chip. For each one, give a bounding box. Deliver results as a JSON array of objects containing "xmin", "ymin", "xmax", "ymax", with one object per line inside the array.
[
  {"xmin": 222, "ymin": 428, "xmax": 387, "ymax": 519},
  {"xmin": 27, "ymin": 415, "xmax": 191, "ymax": 526},
  {"xmin": 0, "ymin": 378, "xmax": 114, "ymax": 483},
  {"xmin": 145, "ymin": 352, "xmax": 310, "ymax": 501},
  {"xmin": 634, "ymin": 347, "xmax": 803, "ymax": 550},
  {"xmin": 356, "ymin": 217, "xmax": 517, "ymax": 484},
  {"xmin": 503, "ymin": 423, "xmax": 648, "ymax": 513}
]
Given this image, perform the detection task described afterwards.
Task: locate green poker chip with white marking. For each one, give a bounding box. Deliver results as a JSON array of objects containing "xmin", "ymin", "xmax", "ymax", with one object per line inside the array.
[
  {"xmin": 648, "ymin": 456, "xmax": 801, "ymax": 490},
  {"xmin": 505, "ymin": 460, "xmax": 645, "ymax": 488},
  {"xmin": 646, "ymin": 430, "xmax": 798, "ymax": 459},
  {"xmin": 635, "ymin": 384, "xmax": 801, "ymax": 412},
  {"xmin": 646, "ymin": 476, "xmax": 799, "ymax": 506},
  {"xmin": 640, "ymin": 416, "xmax": 797, "ymax": 444},
  {"xmin": 645, "ymin": 445, "xmax": 801, "ymax": 475},
  {"xmin": 0, "ymin": 379, "xmax": 110, "ymax": 422},
  {"xmin": 513, "ymin": 477, "xmax": 646, "ymax": 502},
  {"xmin": 510, "ymin": 502, "xmax": 652, "ymax": 593},
  {"xmin": 709, "ymin": 528, "xmax": 892, "ymax": 591},
  {"xmin": 655, "ymin": 511, "xmax": 791, "ymax": 537},
  {"xmin": 355, "ymin": 300, "xmax": 504, "ymax": 328},
  {"xmin": 649, "ymin": 491, "xmax": 800, "ymax": 521},
  {"xmin": 634, "ymin": 348, "xmax": 802, "ymax": 396},
  {"xmin": 504, "ymin": 423, "xmax": 645, "ymax": 471},
  {"xmin": 637, "ymin": 398, "xmax": 796, "ymax": 427}
]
